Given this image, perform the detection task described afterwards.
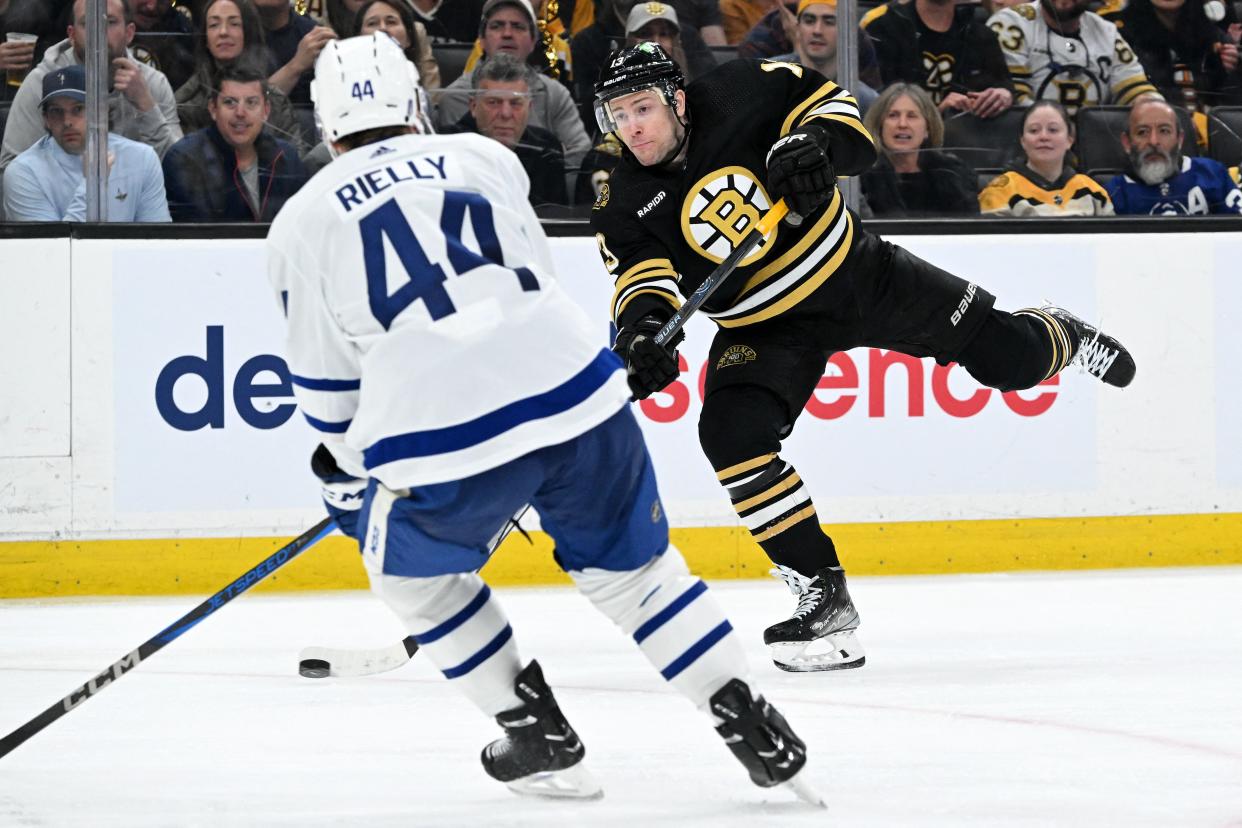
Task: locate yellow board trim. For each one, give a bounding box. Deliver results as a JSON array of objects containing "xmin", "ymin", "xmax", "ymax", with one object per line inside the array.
[{"xmin": 2, "ymin": 513, "xmax": 1240, "ymax": 597}]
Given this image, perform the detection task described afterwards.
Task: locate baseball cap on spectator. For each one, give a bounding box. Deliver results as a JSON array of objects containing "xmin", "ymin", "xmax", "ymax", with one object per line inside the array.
[
  {"xmin": 796, "ymin": 0, "xmax": 834, "ymax": 13},
  {"xmin": 481, "ymin": 0, "xmax": 539, "ymax": 30},
  {"xmin": 626, "ymin": 1, "xmax": 680, "ymax": 34},
  {"xmin": 41, "ymin": 64, "xmax": 87, "ymax": 108}
]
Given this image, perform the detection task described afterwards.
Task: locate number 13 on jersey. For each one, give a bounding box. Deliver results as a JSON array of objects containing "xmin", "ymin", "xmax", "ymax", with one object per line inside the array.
[{"xmin": 361, "ymin": 190, "xmax": 539, "ymax": 329}]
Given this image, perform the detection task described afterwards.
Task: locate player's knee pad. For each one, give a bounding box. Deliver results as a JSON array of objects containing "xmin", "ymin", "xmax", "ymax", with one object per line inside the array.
[
  {"xmin": 697, "ymin": 385, "xmax": 788, "ymax": 470},
  {"xmin": 570, "ymin": 547, "xmax": 747, "ymax": 707},
  {"xmin": 370, "ymin": 571, "xmax": 522, "ymax": 715},
  {"xmin": 958, "ymin": 309, "xmax": 1053, "ymax": 392}
]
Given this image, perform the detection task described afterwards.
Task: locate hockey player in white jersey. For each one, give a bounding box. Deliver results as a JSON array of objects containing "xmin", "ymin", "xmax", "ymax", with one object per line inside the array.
[{"xmin": 267, "ymin": 34, "xmax": 823, "ymax": 805}]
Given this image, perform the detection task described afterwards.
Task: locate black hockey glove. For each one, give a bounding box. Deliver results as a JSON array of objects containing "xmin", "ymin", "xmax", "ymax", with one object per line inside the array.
[
  {"xmin": 311, "ymin": 443, "xmax": 366, "ymax": 541},
  {"xmin": 765, "ymin": 124, "xmax": 835, "ymax": 221},
  {"xmin": 613, "ymin": 314, "xmax": 684, "ymax": 400}
]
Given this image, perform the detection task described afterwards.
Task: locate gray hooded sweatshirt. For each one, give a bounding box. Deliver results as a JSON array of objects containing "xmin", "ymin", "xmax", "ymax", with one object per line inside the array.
[{"xmin": 0, "ymin": 38, "xmax": 183, "ymax": 174}]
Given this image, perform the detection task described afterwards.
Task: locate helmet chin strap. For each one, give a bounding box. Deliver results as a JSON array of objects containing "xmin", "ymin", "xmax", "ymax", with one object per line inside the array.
[{"xmin": 655, "ymin": 106, "xmax": 691, "ymax": 167}]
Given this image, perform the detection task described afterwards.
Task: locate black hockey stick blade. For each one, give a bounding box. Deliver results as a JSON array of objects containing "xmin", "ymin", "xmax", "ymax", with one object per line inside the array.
[
  {"xmin": 0, "ymin": 517, "xmax": 337, "ymax": 760},
  {"xmin": 653, "ymin": 199, "xmax": 789, "ymax": 348}
]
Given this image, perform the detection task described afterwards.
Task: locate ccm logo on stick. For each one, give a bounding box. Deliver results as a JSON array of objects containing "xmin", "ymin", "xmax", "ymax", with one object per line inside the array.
[{"xmin": 155, "ymin": 326, "xmax": 297, "ymax": 431}]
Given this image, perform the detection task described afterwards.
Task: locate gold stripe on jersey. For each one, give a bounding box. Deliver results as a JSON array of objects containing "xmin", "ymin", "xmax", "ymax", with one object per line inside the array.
[
  {"xmin": 705, "ymin": 192, "xmax": 854, "ymax": 328},
  {"xmin": 1112, "ymin": 75, "xmax": 1158, "ymax": 104},
  {"xmin": 753, "ymin": 505, "xmax": 818, "ymax": 542},
  {"xmin": 781, "ymin": 83, "xmax": 874, "ymax": 146},
  {"xmin": 610, "ymin": 258, "xmax": 680, "ymax": 321},
  {"xmin": 716, "ymin": 452, "xmax": 778, "ymax": 483},
  {"xmin": 733, "ymin": 195, "xmax": 838, "ymax": 298}
]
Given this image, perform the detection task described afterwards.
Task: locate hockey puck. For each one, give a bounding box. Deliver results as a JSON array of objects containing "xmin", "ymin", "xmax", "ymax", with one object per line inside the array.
[{"xmin": 299, "ymin": 658, "xmax": 331, "ymax": 679}]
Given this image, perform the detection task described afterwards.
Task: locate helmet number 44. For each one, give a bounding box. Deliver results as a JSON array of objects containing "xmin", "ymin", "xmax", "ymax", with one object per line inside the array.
[{"xmin": 351, "ymin": 80, "xmax": 376, "ymax": 100}]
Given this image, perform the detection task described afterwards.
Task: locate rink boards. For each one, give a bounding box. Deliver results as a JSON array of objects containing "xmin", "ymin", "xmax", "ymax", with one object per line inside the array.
[{"xmin": 2, "ymin": 230, "xmax": 1240, "ymax": 596}]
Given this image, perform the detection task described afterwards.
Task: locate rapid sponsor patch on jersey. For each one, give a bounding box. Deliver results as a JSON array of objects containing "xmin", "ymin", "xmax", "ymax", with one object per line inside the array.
[{"xmin": 680, "ymin": 166, "xmax": 778, "ymax": 266}]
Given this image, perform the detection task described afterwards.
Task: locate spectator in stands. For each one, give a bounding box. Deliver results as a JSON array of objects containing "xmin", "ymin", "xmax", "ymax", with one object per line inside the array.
[
  {"xmin": 721, "ymin": 0, "xmax": 776, "ymax": 45},
  {"xmin": 459, "ymin": 0, "xmax": 574, "ymax": 85},
  {"xmin": 130, "ymin": 0, "xmax": 196, "ymax": 90},
  {"xmin": 771, "ymin": 0, "xmax": 879, "ymax": 113},
  {"xmin": 256, "ymin": 0, "xmax": 336, "ymax": 106},
  {"xmin": 449, "ymin": 53, "xmax": 568, "ymax": 205},
  {"xmin": 861, "ymin": 82, "xmax": 978, "ymax": 216},
  {"xmin": 1, "ymin": 0, "xmax": 183, "ymax": 174},
  {"xmin": 987, "ymin": 0, "xmax": 1160, "ymax": 114},
  {"xmin": 861, "ymin": 0, "xmax": 1013, "ymax": 118},
  {"xmin": 979, "ymin": 100, "xmax": 1113, "ymax": 215},
  {"xmin": 572, "ymin": 0, "xmax": 715, "ymax": 128},
  {"xmin": 1120, "ymin": 0, "xmax": 1241, "ymax": 112},
  {"xmin": 406, "ymin": 0, "xmax": 489, "ymax": 44},
  {"xmin": 1107, "ymin": 97, "xmax": 1242, "ymax": 214},
  {"xmin": 355, "ymin": 0, "xmax": 440, "ymax": 90},
  {"xmin": 436, "ymin": 0, "xmax": 590, "ymax": 175},
  {"xmin": 737, "ymin": 0, "xmax": 794, "ymax": 58},
  {"xmin": 176, "ymin": 0, "xmax": 306, "ymax": 152},
  {"xmin": 1, "ymin": 0, "xmax": 67, "ymax": 104},
  {"xmin": 3, "ymin": 64, "xmax": 169, "ymax": 220},
  {"xmin": 162, "ymin": 65, "xmax": 307, "ymax": 220}
]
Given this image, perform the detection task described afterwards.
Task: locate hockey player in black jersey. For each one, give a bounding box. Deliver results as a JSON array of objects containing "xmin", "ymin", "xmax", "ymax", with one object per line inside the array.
[{"xmin": 590, "ymin": 42, "xmax": 1136, "ymax": 673}]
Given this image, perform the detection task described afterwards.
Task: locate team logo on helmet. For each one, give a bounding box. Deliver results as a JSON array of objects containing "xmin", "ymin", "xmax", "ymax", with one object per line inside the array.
[{"xmin": 680, "ymin": 166, "xmax": 778, "ymax": 266}]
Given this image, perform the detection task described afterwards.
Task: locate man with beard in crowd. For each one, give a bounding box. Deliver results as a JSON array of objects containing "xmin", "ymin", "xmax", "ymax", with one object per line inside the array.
[{"xmin": 1107, "ymin": 97, "xmax": 1242, "ymax": 215}]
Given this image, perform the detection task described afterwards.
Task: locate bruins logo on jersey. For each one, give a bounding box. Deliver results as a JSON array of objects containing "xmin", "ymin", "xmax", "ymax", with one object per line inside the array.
[
  {"xmin": 717, "ymin": 344, "xmax": 758, "ymax": 369},
  {"xmin": 680, "ymin": 166, "xmax": 779, "ymax": 266}
]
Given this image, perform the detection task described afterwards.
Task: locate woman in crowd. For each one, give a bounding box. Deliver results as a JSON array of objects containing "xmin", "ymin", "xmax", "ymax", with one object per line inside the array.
[
  {"xmin": 1121, "ymin": 0, "xmax": 1240, "ymax": 111},
  {"xmin": 353, "ymin": 0, "xmax": 441, "ymax": 90},
  {"xmin": 979, "ymin": 101, "xmax": 1113, "ymax": 216},
  {"xmin": 176, "ymin": 0, "xmax": 307, "ymax": 153},
  {"xmin": 860, "ymin": 83, "xmax": 978, "ymax": 217}
]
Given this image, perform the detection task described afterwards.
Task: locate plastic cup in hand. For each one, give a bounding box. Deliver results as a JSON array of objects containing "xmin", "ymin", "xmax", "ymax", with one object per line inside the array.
[{"xmin": 5, "ymin": 32, "xmax": 38, "ymax": 89}]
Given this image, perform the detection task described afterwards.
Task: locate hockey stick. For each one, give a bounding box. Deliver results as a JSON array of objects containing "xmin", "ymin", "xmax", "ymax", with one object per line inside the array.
[
  {"xmin": 0, "ymin": 517, "xmax": 337, "ymax": 760},
  {"xmin": 297, "ymin": 504, "xmax": 533, "ymax": 679},
  {"xmin": 652, "ymin": 198, "xmax": 789, "ymax": 348}
]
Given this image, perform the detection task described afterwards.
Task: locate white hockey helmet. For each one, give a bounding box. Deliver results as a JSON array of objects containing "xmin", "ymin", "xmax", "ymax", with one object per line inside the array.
[{"xmin": 311, "ymin": 33, "xmax": 429, "ymax": 154}]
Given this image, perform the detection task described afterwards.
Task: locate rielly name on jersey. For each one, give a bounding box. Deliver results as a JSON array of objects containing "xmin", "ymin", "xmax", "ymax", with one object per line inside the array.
[{"xmin": 591, "ymin": 58, "xmax": 877, "ymax": 332}]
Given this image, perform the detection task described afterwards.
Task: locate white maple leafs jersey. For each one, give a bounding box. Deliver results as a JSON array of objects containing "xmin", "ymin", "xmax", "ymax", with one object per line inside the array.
[
  {"xmin": 987, "ymin": 2, "xmax": 1159, "ymax": 113},
  {"xmin": 268, "ymin": 132, "xmax": 629, "ymax": 487}
]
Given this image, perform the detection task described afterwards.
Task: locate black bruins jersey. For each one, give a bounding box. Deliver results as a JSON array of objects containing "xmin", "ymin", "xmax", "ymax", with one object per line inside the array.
[{"xmin": 591, "ymin": 59, "xmax": 877, "ymax": 331}]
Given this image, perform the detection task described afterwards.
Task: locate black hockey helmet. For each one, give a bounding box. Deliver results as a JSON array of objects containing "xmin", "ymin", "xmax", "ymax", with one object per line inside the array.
[{"xmin": 593, "ymin": 41, "xmax": 685, "ymax": 134}]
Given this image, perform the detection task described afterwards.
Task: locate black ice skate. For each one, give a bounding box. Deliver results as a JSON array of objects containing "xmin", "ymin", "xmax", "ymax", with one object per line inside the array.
[
  {"xmin": 1040, "ymin": 305, "xmax": 1136, "ymax": 388},
  {"xmin": 709, "ymin": 678, "xmax": 825, "ymax": 807},
  {"xmin": 480, "ymin": 660, "xmax": 602, "ymax": 800},
  {"xmin": 764, "ymin": 565, "xmax": 865, "ymax": 672}
]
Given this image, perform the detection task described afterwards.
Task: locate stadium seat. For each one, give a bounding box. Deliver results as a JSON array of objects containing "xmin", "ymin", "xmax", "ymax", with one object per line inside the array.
[
  {"xmin": 1074, "ymin": 104, "xmax": 1196, "ymax": 175},
  {"xmin": 976, "ymin": 167, "xmax": 1003, "ymax": 192},
  {"xmin": 942, "ymin": 108, "xmax": 1025, "ymax": 170},
  {"xmin": 433, "ymin": 43, "xmax": 475, "ymax": 88},
  {"xmin": 1206, "ymin": 106, "xmax": 1242, "ymax": 167}
]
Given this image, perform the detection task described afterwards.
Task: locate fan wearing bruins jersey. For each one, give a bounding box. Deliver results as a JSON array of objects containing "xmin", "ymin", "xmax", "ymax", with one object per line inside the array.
[
  {"xmin": 590, "ymin": 42, "xmax": 1137, "ymax": 673},
  {"xmin": 979, "ymin": 100, "xmax": 1114, "ymax": 216},
  {"xmin": 987, "ymin": 0, "xmax": 1160, "ymax": 114}
]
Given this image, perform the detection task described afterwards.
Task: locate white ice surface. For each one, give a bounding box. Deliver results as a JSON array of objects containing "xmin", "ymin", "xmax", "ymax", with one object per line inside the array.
[{"xmin": 1, "ymin": 568, "xmax": 1240, "ymax": 827}]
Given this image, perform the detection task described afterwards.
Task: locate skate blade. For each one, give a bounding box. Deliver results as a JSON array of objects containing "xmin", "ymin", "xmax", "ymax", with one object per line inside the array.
[
  {"xmin": 782, "ymin": 770, "xmax": 828, "ymax": 809},
  {"xmin": 504, "ymin": 763, "xmax": 604, "ymax": 801},
  {"xmin": 770, "ymin": 630, "xmax": 865, "ymax": 673}
]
